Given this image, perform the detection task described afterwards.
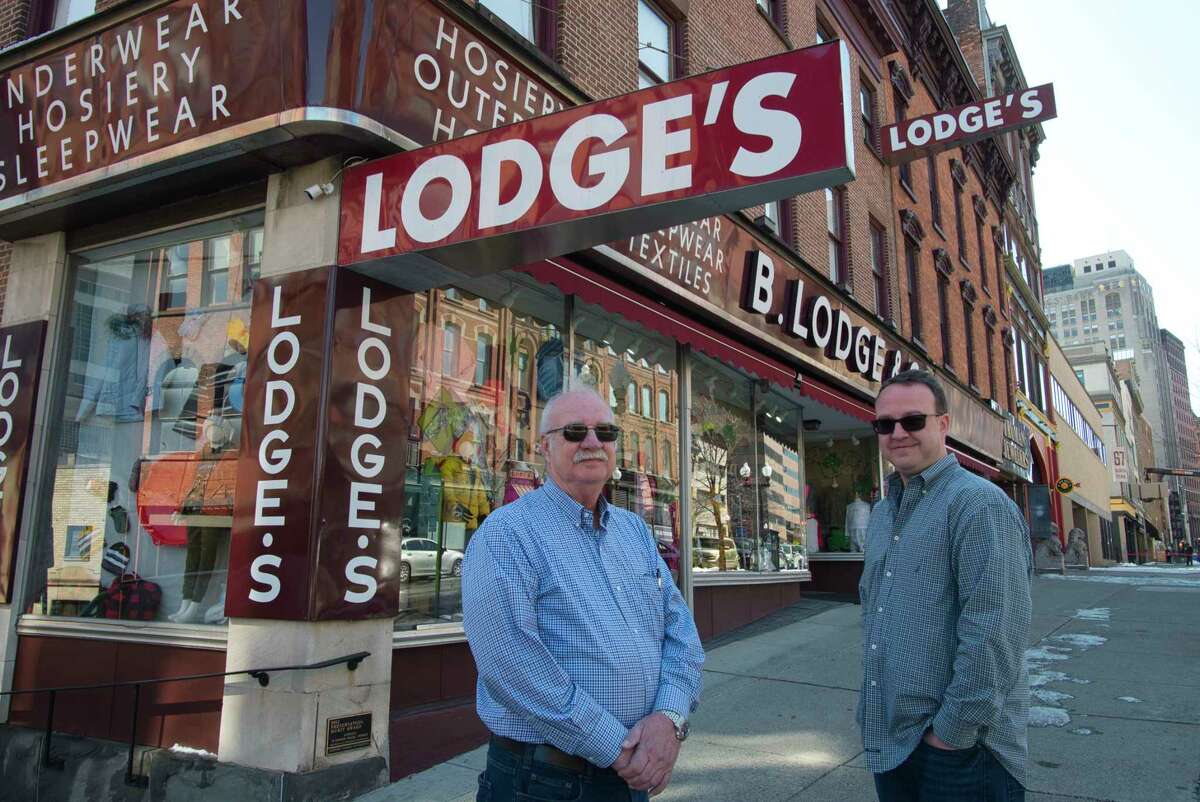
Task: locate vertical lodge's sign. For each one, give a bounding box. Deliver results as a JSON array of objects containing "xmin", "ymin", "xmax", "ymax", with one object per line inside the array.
[
  {"xmin": 0, "ymin": 321, "xmax": 46, "ymax": 603},
  {"xmin": 226, "ymin": 268, "xmax": 411, "ymax": 620},
  {"xmin": 338, "ymin": 42, "xmax": 855, "ymax": 275}
]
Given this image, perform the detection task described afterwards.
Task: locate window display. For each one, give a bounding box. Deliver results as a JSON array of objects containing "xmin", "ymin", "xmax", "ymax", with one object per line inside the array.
[
  {"xmin": 572, "ymin": 300, "xmax": 681, "ymax": 584},
  {"xmin": 399, "ymin": 274, "xmax": 566, "ymax": 630},
  {"xmin": 28, "ymin": 214, "xmax": 263, "ymax": 623},
  {"xmin": 689, "ymin": 355, "xmax": 807, "ymax": 573},
  {"xmin": 802, "ymin": 431, "xmax": 880, "ymax": 554}
]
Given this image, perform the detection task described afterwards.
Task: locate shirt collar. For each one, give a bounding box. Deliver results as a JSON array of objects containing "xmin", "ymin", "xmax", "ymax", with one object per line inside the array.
[
  {"xmin": 543, "ymin": 477, "xmax": 611, "ymax": 532},
  {"xmin": 886, "ymin": 452, "xmax": 960, "ymax": 497}
]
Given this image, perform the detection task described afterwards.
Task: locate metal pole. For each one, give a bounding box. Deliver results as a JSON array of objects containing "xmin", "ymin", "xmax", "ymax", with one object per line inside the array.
[
  {"xmin": 42, "ymin": 689, "xmax": 62, "ymax": 769},
  {"xmin": 126, "ymin": 684, "xmax": 147, "ymax": 786},
  {"xmin": 677, "ymin": 344, "xmax": 694, "ymax": 610}
]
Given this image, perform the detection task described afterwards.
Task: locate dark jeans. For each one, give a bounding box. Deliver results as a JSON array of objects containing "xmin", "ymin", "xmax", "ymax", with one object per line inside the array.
[
  {"xmin": 874, "ymin": 741, "xmax": 1024, "ymax": 802},
  {"xmin": 476, "ymin": 740, "xmax": 649, "ymax": 802}
]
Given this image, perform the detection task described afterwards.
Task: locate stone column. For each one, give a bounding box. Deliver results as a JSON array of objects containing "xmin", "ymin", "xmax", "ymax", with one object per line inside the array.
[{"xmin": 214, "ymin": 158, "xmax": 397, "ymax": 786}]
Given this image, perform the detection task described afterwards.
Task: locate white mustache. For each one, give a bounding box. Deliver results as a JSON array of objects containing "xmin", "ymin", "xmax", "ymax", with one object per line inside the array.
[{"xmin": 573, "ymin": 449, "xmax": 607, "ymax": 463}]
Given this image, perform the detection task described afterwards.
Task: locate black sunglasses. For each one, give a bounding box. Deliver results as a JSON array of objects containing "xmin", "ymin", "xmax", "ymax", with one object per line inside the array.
[
  {"xmin": 544, "ymin": 423, "xmax": 622, "ymax": 443},
  {"xmin": 871, "ymin": 414, "xmax": 931, "ymax": 435}
]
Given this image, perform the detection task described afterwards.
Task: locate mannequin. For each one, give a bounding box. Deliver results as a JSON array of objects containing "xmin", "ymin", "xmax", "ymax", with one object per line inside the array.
[{"xmin": 845, "ymin": 486, "xmax": 872, "ymax": 553}]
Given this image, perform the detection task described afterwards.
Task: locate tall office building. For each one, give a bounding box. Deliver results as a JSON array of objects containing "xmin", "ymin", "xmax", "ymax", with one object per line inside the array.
[
  {"xmin": 1044, "ymin": 252, "xmax": 1184, "ymax": 539},
  {"xmin": 1160, "ymin": 329, "xmax": 1199, "ymax": 544}
]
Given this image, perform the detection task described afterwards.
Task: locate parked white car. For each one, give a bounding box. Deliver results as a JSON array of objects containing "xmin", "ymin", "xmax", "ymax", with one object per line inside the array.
[{"xmin": 400, "ymin": 538, "xmax": 464, "ymax": 582}]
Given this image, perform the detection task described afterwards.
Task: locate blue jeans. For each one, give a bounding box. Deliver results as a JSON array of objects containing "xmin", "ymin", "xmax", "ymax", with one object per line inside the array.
[
  {"xmin": 476, "ymin": 740, "xmax": 650, "ymax": 802},
  {"xmin": 873, "ymin": 741, "xmax": 1025, "ymax": 802}
]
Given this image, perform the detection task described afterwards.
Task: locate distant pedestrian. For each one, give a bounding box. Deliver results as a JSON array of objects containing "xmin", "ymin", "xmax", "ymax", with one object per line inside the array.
[
  {"xmin": 463, "ymin": 388, "xmax": 704, "ymax": 800},
  {"xmin": 1185, "ymin": 542, "xmax": 1195, "ymax": 567},
  {"xmin": 859, "ymin": 369, "xmax": 1033, "ymax": 802}
]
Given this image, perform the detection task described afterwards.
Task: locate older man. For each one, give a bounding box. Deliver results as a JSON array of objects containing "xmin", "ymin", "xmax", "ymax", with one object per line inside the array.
[
  {"xmin": 463, "ymin": 388, "xmax": 704, "ymax": 801},
  {"xmin": 859, "ymin": 369, "xmax": 1032, "ymax": 802}
]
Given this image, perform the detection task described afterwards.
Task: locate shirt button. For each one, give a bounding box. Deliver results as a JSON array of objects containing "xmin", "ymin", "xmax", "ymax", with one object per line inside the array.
[
  {"xmin": 886, "ymin": 571, "xmax": 892, "ymax": 577},
  {"xmin": 616, "ymin": 585, "xmax": 622, "ymax": 591},
  {"xmin": 870, "ymin": 680, "xmax": 877, "ymax": 686},
  {"xmin": 893, "ymin": 535, "xmax": 900, "ymax": 542},
  {"xmin": 877, "ymin": 607, "xmax": 883, "ymax": 612},
  {"xmin": 871, "ymin": 644, "xmax": 877, "ymax": 650}
]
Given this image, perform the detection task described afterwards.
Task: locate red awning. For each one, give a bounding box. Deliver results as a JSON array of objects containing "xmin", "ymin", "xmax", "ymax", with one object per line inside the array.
[
  {"xmin": 519, "ymin": 258, "xmax": 798, "ymax": 388},
  {"xmin": 949, "ymin": 444, "xmax": 1001, "ymax": 479},
  {"xmin": 798, "ymin": 374, "xmax": 876, "ymax": 423}
]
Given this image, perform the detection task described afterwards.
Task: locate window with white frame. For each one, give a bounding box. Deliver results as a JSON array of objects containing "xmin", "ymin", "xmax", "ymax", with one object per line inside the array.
[{"xmin": 637, "ymin": 0, "xmax": 673, "ymax": 87}]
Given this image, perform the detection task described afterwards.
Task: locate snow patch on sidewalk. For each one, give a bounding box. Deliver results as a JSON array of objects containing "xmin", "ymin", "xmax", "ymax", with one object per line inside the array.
[
  {"xmin": 1032, "ymin": 689, "xmax": 1074, "ymax": 705},
  {"xmin": 1025, "ymin": 646, "xmax": 1071, "ymax": 663},
  {"xmin": 1117, "ymin": 696, "xmax": 1141, "ymax": 704},
  {"xmin": 1029, "ymin": 706, "xmax": 1071, "ymax": 728},
  {"xmin": 1052, "ymin": 634, "xmax": 1107, "ymax": 649},
  {"xmin": 1074, "ymin": 608, "xmax": 1111, "ymax": 621},
  {"xmin": 1046, "ymin": 574, "xmax": 1200, "ymax": 588}
]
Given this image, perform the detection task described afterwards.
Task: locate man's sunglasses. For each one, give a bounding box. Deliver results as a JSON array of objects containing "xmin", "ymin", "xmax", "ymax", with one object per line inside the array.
[
  {"xmin": 544, "ymin": 423, "xmax": 622, "ymax": 443},
  {"xmin": 871, "ymin": 414, "xmax": 931, "ymax": 435}
]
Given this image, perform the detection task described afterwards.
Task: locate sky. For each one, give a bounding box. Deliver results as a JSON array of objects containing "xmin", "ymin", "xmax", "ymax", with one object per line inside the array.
[{"xmin": 959, "ymin": 0, "xmax": 1200, "ymax": 414}]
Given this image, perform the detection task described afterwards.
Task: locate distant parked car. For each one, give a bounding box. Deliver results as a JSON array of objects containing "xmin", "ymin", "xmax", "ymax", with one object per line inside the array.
[
  {"xmin": 693, "ymin": 536, "xmax": 740, "ymax": 571},
  {"xmin": 400, "ymin": 538, "xmax": 464, "ymax": 582}
]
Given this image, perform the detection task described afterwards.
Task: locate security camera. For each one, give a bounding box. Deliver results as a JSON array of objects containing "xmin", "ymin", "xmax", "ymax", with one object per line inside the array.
[{"xmin": 304, "ymin": 182, "xmax": 334, "ymax": 201}]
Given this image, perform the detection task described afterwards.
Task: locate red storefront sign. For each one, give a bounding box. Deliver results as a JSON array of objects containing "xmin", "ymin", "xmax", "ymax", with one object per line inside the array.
[
  {"xmin": 226, "ymin": 268, "xmax": 413, "ymax": 621},
  {"xmin": 880, "ymin": 84, "xmax": 1057, "ymax": 164},
  {"xmin": 0, "ymin": 321, "xmax": 46, "ymax": 603},
  {"xmin": 338, "ymin": 42, "xmax": 854, "ymax": 274}
]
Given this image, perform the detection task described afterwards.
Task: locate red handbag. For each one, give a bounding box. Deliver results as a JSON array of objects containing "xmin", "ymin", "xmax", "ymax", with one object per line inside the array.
[{"xmin": 102, "ymin": 573, "xmax": 163, "ymax": 621}]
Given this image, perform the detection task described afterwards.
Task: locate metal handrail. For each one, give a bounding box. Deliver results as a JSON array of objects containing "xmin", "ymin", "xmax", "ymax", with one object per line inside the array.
[{"xmin": 0, "ymin": 650, "xmax": 370, "ymax": 787}]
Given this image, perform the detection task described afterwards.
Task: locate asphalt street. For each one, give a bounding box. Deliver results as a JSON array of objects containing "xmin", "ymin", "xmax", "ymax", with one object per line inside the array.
[{"xmin": 363, "ymin": 566, "xmax": 1200, "ymax": 802}]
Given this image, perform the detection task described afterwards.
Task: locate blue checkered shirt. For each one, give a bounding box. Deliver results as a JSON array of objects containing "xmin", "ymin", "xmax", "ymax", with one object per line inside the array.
[
  {"xmin": 463, "ymin": 478, "xmax": 704, "ymax": 768},
  {"xmin": 858, "ymin": 453, "xmax": 1033, "ymax": 785}
]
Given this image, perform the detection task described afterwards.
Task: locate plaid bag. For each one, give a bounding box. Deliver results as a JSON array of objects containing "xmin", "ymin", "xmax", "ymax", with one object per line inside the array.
[{"xmin": 102, "ymin": 573, "xmax": 162, "ymax": 621}]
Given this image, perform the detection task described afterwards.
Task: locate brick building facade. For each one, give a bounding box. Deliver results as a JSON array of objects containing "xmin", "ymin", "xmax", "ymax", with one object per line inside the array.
[{"xmin": 0, "ymin": 0, "xmax": 1051, "ymax": 793}]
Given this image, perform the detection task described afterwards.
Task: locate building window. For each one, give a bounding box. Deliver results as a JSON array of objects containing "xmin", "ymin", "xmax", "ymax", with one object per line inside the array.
[
  {"xmin": 442, "ymin": 323, "xmax": 461, "ymax": 375},
  {"xmin": 938, "ymin": 276, "xmax": 953, "ymax": 368},
  {"xmin": 475, "ymin": 333, "xmax": 493, "ymax": 385},
  {"xmin": 860, "ymin": 80, "xmax": 877, "ymax": 149},
  {"xmin": 642, "ymin": 384, "xmax": 653, "ymax": 418},
  {"xmin": 1105, "ymin": 293, "xmax": 1122, "ymax": 315},
  {"xmin": 815, "ymin": 19, "xmax": 835, "ymax": 43},
  {"xmin": 627, "ymin": 381, "xmax": 638, "ymax": 415},
  {"xmin": 517, "ymin": 349, "xmax": 530, "ymax": 390},
  {"xmin": 976, "ymin": 215, "xmax": 988, "ymax": 291},
  {"xmin": 756, "ymin": 0, "xmax": 782, "ymax": 25},
  {"xmin": 64, "ymin": 525, "xmax": 95, "ymax": 560},
  {"xmin": 202, "ymin": 236, "xmax": 234, "ymax": 306},
  {"xmin": 894, "ymin": 89, "xmax": 912, "ymax": 190},
  {"xmin": 662, "ymin": 442, "xmax": 672, "ymax": 477},
  {"xmin": 986, "ymin": 329, "xmax": 997, "ymax": 398},
  {"xmin": 953, "ymin": 183, "xmax": 966, "ymax": 261},
  {"xmin": 761, "ymin": 200, "xmax": 782, "ymax": 235},
  {"xmin": 927, "ymin": 156, "xmax": 942, "ymax": 228},
  {"xmin": 479, "ymin": 0, "xmax": 535, "ymax": 42},
  {"xmin": 963, "ymin": 302, "xmax": 977, "ymax": 388},
  {"xmin": 157, "ymin": 244, "xmax": 189, "ymax": 311},
  {"xmin": 631, "ymin": 432, "xmax": 641, "ymax": 468},
  {"xmin": 870, "ymin": 219, "xmax": 890, "ymax": 319},
  {"xmin": 905, "ymin": 237, "xmax": 922, "ymax": 341},
  {"xmin": 658, "ymin": 389, "xmax": 670, "ymax": 422},
  {"xmin": 826, "ymin": 186, "xmax": 847, "ymax": 285},
  {"xmin": 638, "ymin": 0, "xmax": 673, "ymax": 87}
]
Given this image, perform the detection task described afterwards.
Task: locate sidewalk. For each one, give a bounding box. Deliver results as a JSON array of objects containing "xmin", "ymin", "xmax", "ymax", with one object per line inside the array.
[{"xmin": 362, "ymin": 571, "xmax": 1200, "ymax": 802}]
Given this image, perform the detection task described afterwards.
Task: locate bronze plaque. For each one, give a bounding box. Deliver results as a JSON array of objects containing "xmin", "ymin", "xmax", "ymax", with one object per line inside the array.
[{"xmin": 326, "ymin": 712, "xmax": 372, "ymax": 755}]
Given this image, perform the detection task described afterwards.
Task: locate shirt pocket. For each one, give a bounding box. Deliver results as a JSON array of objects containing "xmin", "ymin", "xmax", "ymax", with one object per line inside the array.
[{"xmin": 632, "ymin": 573, "xmax": 666, "ymax": 638}]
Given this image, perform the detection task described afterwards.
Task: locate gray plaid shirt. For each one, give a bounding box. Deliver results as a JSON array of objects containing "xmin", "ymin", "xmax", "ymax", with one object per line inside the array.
[{"xmin": 857, "ymin": 453, "xmax": 1033, "ymax": 785}]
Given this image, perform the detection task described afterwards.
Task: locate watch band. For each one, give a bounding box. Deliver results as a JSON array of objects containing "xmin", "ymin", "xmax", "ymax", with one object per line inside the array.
[{"xmin": 658, "ymin": 709, "xmax": 689, "ymax": 741}]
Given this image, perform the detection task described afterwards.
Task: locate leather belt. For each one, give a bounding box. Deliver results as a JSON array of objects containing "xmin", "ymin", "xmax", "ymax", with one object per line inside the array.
[{"xmin": 490, "ymin": 735, "xmax": 591, "ymax": 773}]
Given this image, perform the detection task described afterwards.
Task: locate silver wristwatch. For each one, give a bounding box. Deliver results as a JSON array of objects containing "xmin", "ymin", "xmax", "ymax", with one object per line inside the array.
[{"xmin": 659, "ymin": 710, "xmax": 689, "ymax": 742}]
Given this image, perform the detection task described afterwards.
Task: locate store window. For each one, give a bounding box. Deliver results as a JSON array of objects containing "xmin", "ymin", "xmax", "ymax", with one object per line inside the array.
[
  {"xmin": 689, "ymin": 356, "xmax": 808, "ymax": 573},
  {"xmin": 27, "ymin": 213, "xmax": 263, "ymax": 623},
  {"xmin": 400, "ymin": 275, "xmax": 565, "ymax": 630},
  {"xmin": 637, "ymin": 0, "xmax": 673, "ymax": 87},
  {"xmin": 803, "ymin": 422, "xmax": 879, "ymax": 555},
  {"xmin": 573, "ymin": 301, "xmax": 681, "ymax": 583}
]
